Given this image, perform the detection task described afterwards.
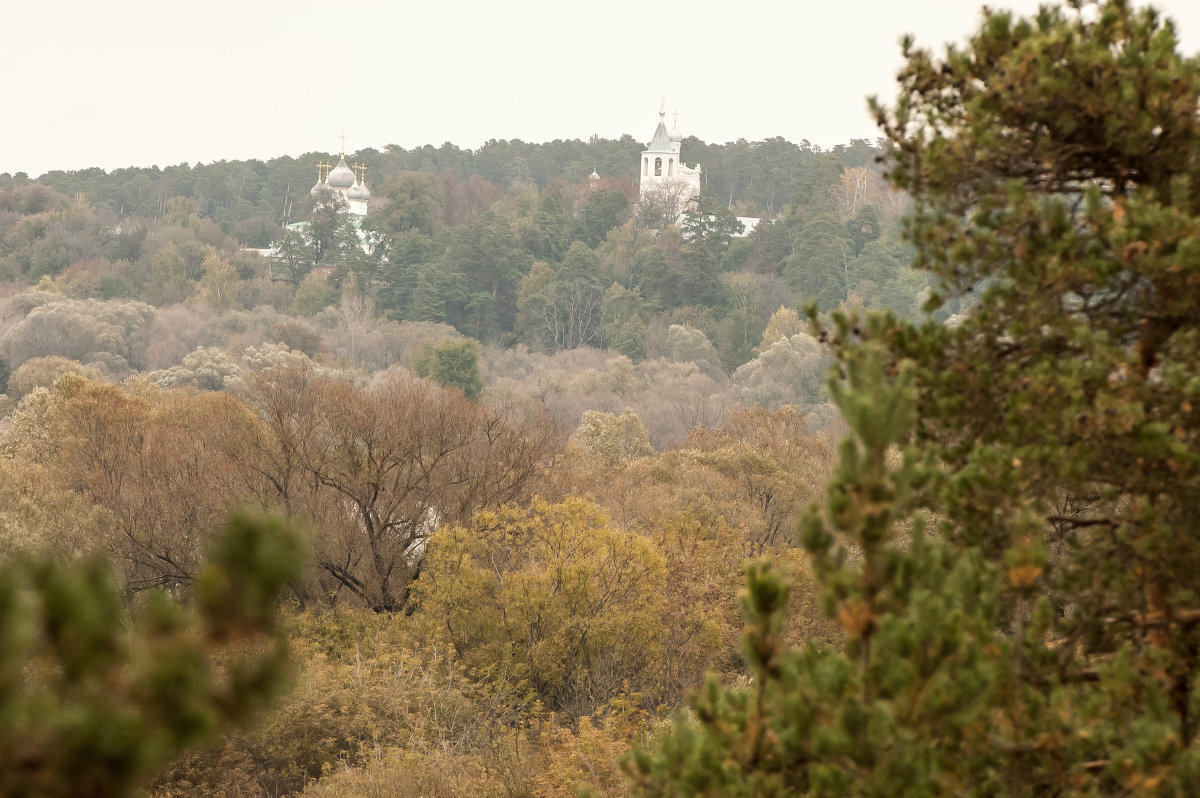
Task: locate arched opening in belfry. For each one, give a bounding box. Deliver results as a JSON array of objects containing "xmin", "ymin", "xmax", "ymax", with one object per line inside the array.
[
  {"xmin": 643, "ymin": 158, "xmax": 648, "ymax": 176},
  {"xmin": 668, "ymin": 158, "xmax": 674, "ymax": 176},
  {"xmin": 654, "ymin": 157, "xmax": 662, "ymax": 176}
]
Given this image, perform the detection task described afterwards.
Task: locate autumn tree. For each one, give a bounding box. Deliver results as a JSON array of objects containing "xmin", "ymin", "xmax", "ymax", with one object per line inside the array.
[
  {"xmin": 241, "ymin": 366, "xmax": 556, "ymax": 612},
  {"xmin": 638, "ymin": 182, "xmax": 697, "ymax": 232},
  {"xmin": 0, "ymin": 294, "xmax": 155, "ymax": 374},
  {"xmin": 196, "ymin": 253, "xmax": 238, "ymax": 311},
  {"xmin": 756, "ymin": 305, "xmax": 806, "ymax": 352},
  {"xmin": 5, "ymin": 355, "xmax": 102, "ymax": 400},
  {"xmin": 415, "ymin": 498, "xmax": 667, "ymax": 718},
  {"xmin": 732, "ymin": 331, "xmax": 828, "ymax": 409},
  {"xmin": 28, "ymin": 377, "xmax": 256, "ymax": 591}
]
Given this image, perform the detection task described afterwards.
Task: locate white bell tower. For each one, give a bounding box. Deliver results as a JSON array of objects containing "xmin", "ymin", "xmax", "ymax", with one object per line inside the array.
[{"xmin": 638, "ymin": 98, "xmax": 701, "ymax": 217}]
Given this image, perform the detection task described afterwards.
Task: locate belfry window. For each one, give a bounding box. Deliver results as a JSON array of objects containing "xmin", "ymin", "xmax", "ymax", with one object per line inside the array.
[
  {"xmin": 643, "ymin": 158, "xmax": 648, "ymax": 176},
  {"xmin": 668, "ymin": 158, "xmax": 674, "ymax": 176},
  {"xmin": 654, "ymin": 157, "xmax": 662, "ymax": 176}
]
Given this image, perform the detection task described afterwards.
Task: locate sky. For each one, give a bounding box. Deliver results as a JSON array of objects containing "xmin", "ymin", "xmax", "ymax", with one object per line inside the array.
[{"xmin": 4, "ymin": 0, "xmax": 1200, "ymax": 178}]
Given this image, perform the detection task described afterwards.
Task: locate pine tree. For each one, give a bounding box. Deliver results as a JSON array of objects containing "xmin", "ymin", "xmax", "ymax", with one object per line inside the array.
[
  {"xmin": 0, "ymin": 510, "xmax": 306, "ymax": 798},
  {"xmin": 628, "ymin": 320, "xmax": 1013, "ymax": 795},
  {"xmin": 630, "ymin": 1, "xmax": 1200, "ymax": 792}
]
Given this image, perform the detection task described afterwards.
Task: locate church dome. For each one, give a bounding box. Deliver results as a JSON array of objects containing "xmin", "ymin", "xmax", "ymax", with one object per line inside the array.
[
  {"xmin": 327, "ymin": 158, "xmax": 356, "ymax": 188},
  {"xmin": 669, "ymin": 123, "xmax": 682, "ymax": 142},
  {"xmin": 347, "ymin": 181, "xmax": 370, "ymax": 201},
  {"xmin": 309, "ymin": 181, "xmax": 326, "ymax": 197}
]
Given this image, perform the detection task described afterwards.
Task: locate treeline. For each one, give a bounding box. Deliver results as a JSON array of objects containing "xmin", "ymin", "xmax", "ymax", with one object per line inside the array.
[
  {"xmin": 1, "ymin": 134, "xmax": 882, "ymax": 238},
  {"xmin": 0, "ymin": 133, "xmax": 936, "ymax": 395}
]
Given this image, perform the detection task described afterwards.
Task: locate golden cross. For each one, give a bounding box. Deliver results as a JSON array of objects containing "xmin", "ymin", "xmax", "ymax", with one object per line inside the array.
[
  {"xmin": 338, "ymin": 130, "xmax": 348, "ymax": 157},
  {"xmin": 658, "ymin": 95, "xmax": 666, "ymax": 116},
  {"xmin": 317, "ymin": 161, "xmax": 331, "ymax": 181}
]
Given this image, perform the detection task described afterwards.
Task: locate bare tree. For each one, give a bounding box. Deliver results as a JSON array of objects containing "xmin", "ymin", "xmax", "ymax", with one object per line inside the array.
[
  {"xmin": 636, "ymin": 182, "xmax": 695, "ymax": 230},
  {"xmin": 242, "ymin": 366, "xmax": 557, "ymax": 612},
  {"xmin": 539, "ymin": 280, "xmax": 608, "ymax": 351}
]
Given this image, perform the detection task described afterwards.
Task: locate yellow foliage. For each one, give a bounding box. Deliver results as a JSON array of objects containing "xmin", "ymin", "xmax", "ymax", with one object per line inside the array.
[
  {"xmin": 415, "ymin": 498, "xmax": 667, "ymax": 719},
  {"xmin": 155, "ymin": 606, "xmax": 542, "ymax": 797},
  {"xmin": 756, "ymin": 306, "xmax": 806, "ymax": 353},
  {"xmin": 569, "ymin": 408, "xmax": 654, "ymax": 466},
  {"xmin": 533, "ymin": 694, "xmax": 657, "ymax": 798}
]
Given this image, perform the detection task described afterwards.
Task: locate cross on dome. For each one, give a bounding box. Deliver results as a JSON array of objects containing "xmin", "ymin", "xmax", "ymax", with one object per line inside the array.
[{"xmin": 309, "ymin": 133, "xmax": 370, "ymax": 216}]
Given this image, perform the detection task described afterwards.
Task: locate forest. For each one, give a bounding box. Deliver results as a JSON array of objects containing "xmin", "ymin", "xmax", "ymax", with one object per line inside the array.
[{"xmin": 5, "ymin": 0, "xmax": 1200, "ymax": 795}]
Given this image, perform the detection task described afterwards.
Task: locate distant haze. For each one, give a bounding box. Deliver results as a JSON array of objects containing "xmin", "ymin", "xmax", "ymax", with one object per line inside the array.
[{"xmin": 4, "ymin": 0, "xmax": 1200, "ymax": 178}]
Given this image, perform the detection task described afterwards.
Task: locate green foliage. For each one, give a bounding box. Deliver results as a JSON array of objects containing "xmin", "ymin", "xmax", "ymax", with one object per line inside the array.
[
  {"xmin": 633, "ymin": 1, "xmax": 1200, "ymax": 793},
  {"xmin": 1, "ymin": 125, "xmax": 928, "ymax": 370},
  {"xmin": 578, "ymin": 188, "xmax": 631, "ymax": 247},
  {"xmin": 271, "ymin": 227, "xmax": 315, "ymax": 287},
  {"xmin": 680, "ymin": 196, "xmax": 745, "ymax": 258},
  {"xmin": 305, "ymin": 190, "xmax": 359, "ymax": 267},
  {"xmin": 0, "ymin": 509, "xmax": 305, "ymax": 798},
  {"xmin": 441, "ymin": 212, "xmax": 532, "ymax": 339},
  {"xmin": 628, "ymin": 325, "xmax": 1001, "ymax": 795},
  {"xmin": 782, "ymin": 212, "xmax": 854, "ymax": 310},
  {"xmin": 413, "ymin": 336, "xmax": 483, "ymax": 398},
  {"xmin": 369, "ymin": 171, "xmax": 442, "ymax": 237},
  {"xmin": 845, "ymin": 204, "xmax": 880, "ymax": 255},
  {"xmin": 146, "ymin": 242, "xmax": 191, "ymax": 305},
  {"xmin": 290, "ymin": 271, "xmax": 330, "ymax": 316}
]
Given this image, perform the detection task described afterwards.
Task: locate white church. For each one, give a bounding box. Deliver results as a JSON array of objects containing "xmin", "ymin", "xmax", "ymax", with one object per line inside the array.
[
  {"xmin": 309, "ymin": 133, "xmax": 370, "ymax": 218},
  {"xmin": 251, "ymin": 136, "xmax": 374, "ymax": 264},
  {"xmin": 638, "ymin": 103, "xmax": 702, "ymax": 210},
  {"xmin": 637, "ymin": 103, "xmax": 760, "ymax": 235}
]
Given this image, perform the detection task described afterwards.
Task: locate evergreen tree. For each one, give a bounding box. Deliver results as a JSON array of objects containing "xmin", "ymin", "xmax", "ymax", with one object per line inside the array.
[
  {"xmin": 0, "ymin": 510, "xmax": 306, "ymax": 798},
  {"xmin": 630, "ymin": 1, "xmax": 1200, "ymax": 792},
  {"xmin": 413, "ymin": 337, "xmax": 484, "ymax": 398},
  {"xmin": 269, "ymin": 227, "xmax": 314, "ymax": 286}
]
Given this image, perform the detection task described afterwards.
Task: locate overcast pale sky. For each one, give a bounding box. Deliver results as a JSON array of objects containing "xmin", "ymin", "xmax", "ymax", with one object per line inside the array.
[{"xmin": 4, "ymin": 0, "xmax": 1199, "ymax": 177}]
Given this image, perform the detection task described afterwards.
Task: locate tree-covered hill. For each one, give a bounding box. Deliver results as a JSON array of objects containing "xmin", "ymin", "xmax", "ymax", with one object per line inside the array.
[
  {"xmin": 0, "ymin": 127, "xmax": 930, "ymax": 393},
  {"xmin": 1, "ymin": 134, "xmax": 884, "ymax": 242}
]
